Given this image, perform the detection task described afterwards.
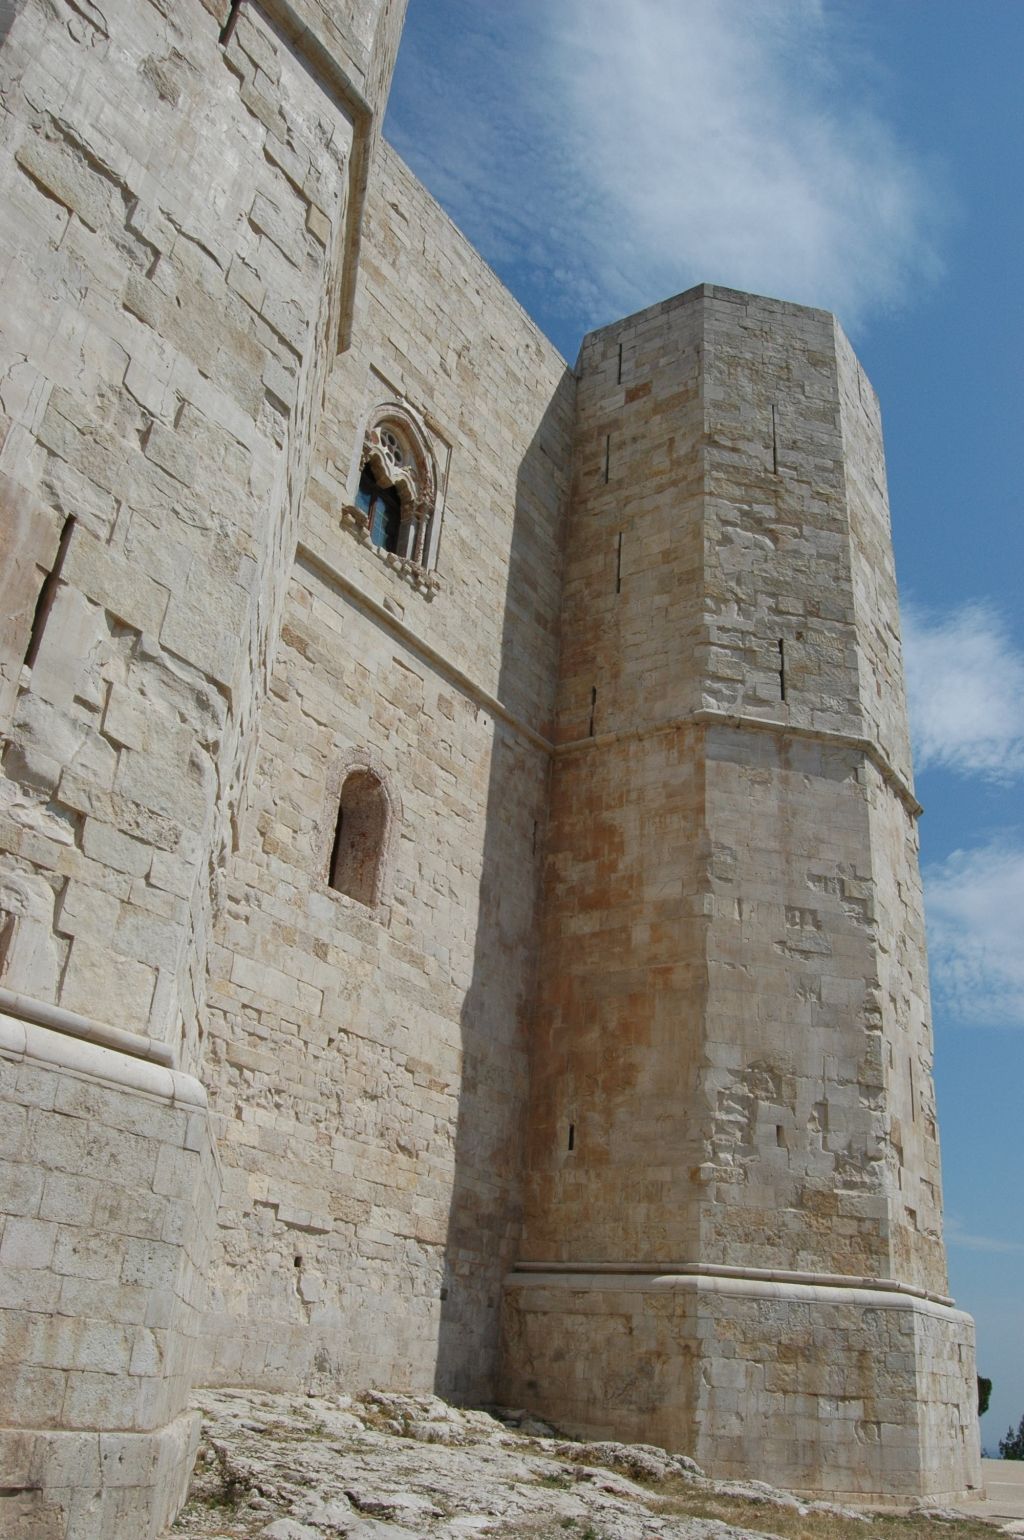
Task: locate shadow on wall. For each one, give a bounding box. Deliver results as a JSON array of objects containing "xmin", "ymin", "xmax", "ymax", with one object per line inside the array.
[{"xmin": 433, "ymin": 373, "xmax": 576, "ymax": 1403}]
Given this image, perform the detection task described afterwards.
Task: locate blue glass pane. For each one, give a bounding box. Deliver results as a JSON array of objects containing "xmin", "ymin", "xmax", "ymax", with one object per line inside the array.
[{"xmin": 369, "ymin": 487, "xmax": 402, "ymax": 553}]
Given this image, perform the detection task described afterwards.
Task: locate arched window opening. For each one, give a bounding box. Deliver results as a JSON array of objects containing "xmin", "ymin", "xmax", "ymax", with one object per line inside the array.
[
  {"xmin": 329, "ymin": 770, "xmax": 388, "ymax": 907},
  {"xmin": 342, "ymin": 403, "xmax": 442, "ymax": 595},
  {"xmin": 355, "ymin": 463, "xmax": 403, "ymax": 554}
]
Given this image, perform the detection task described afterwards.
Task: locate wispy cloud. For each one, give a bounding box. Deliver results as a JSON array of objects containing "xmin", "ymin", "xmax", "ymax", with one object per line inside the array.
[
  {"xmin": 945, "ymin": 1215, "xmax": 1024, "ymax": 1255},
  {"xmin": 903, "ymin": 603, "xmax": 1024, "ymax": 782},
  {"xmin": 386, "ymin": 0, "xmax": 943, "ymax": 345},
  {"xmin": 925, "ymin": 839, "xmax": 1024, "ymax": 1029}
]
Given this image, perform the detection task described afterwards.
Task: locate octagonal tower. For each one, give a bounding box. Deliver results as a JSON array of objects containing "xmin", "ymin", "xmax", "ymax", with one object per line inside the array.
[{"xmin": 501, "ymin": 285, "xmax": 980, "ymax": 1503}]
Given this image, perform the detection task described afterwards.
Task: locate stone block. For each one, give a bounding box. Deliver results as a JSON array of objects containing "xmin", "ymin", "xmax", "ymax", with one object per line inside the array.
[
  {"xmin": 60, "ymin": 937, "xmax": 156, "ymax": 1026},
  {"xmin": 0, "ymin": 1215, "xmax": 58, "ymax": 1268},
  {"xmin": 101, "ymin": 684, "xmax": 149, "ymax": 752},
  {"xmin": 55, "ymin": 880, "xmax": 122, "ymax": 943},
  {"xmin": 63, "ymin": 526, "xmax": 170, "ymax": 635},
  {"xmin": 81, "ymin": 819, "xmax": 152, "ymax": 878},
  {"xmin": 62, "ymin": 1370, "xmax": 140, "ymax": 1431},
  {"xmin": 0, "ymin": 1363, "xmax": 67, "ymax": 1426}
]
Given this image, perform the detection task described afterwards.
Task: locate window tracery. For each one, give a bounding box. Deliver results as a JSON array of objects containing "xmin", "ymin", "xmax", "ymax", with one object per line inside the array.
[{"xmin": 342, "ymin": 403, "xmax": 441, "ymax": 598}]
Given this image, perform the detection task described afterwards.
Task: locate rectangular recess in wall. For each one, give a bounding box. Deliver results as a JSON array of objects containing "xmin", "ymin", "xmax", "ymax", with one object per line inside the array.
[
  {"xmin": 603, "ymin": 434, "xmax": 610, "ymax": 484},
  {"xmin": 616, "ymin": 342, "xmax": 623, "ymax": 385},
  {"xmin": 771, "ymin": 402, "xmax": 779, "ymax": 474},
  {"xmin": 616, "ymin": 532, "xmax": 623, "ymax": 594},
  {"xmin": 778, "ymin": 638, "xmax": 786, "ymax": 702},
  {"xmin": 567, "ymin": 1123, "xmax": 575, "ymax": 1151}
]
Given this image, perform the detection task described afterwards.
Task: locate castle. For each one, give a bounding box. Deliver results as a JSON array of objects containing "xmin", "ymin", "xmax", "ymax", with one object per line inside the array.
[{"xmin": 0, "ymin": 2, "xmax": 981, "ymax": 1535}]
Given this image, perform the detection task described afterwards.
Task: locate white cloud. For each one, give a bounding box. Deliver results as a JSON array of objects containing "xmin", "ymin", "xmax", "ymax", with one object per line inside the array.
[
  {"xmin": 945, "ymin": 1215, "xmax": 1024, "ymax": 1255},
  {"xmin": 902, "ymin": 603, "xmax": 1024, "ymax": 782},
  {"xmin": 386, "ymin": 0, "xmax": 943, "ymax": 341},
  {"xmin": 925, "ymin": 839, "xmax": 1024, "ymax": 1029}
]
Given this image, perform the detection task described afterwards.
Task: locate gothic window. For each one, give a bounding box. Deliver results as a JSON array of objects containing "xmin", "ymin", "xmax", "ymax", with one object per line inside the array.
[
  {"xmin": 329, "ymin": 769, "xmax": 390, "ymax": 907},
  {"xmin": 342, "ymin": 403, "xmax": 441, "ymax": 597}
]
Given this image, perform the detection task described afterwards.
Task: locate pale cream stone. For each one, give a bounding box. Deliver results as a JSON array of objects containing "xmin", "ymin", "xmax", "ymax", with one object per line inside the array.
[{"xmin": 0, "ymin": 4, "xmax": 977, "ymax": 1537}]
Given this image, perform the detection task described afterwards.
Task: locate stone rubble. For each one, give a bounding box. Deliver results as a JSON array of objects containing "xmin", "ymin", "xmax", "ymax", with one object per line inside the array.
[{"xmin": 165, "ymin": 1388, "xmax": 881, "ymax": 1539}]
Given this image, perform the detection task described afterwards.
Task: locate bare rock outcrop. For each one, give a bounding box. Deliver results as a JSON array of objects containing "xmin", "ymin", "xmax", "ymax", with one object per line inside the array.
[{"xmin": 166, "ymin": 1388, "xmax": 880, "ymax": 1540}]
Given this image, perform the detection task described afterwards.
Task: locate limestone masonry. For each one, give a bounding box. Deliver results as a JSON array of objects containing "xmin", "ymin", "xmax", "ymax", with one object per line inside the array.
[{"xmin": 0, "ymin": 2, "xmax": 981, "ymax": 1536}]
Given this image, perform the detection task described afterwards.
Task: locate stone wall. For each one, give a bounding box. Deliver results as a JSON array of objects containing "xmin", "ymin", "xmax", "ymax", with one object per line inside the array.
[
  {"xmin": 198, "ymin": 141, "xmax": 575, "ymax": 1405},
  {"xmin": 0, "ymin": 3, "xmax": 405, "ymax": 1534},
  {"xmin": 0, "ymin": 0, "xmax": 401, "ymax": 1072},
  {"xmin": 0, "ymin": 2, "xmax": 978, "ymax": 1518},
  {"xmin": 0, "ymin": 1013, "xmax": 219, "ymax": 1539},
  {"xmin": 503, "ymin": 1271, "xmax": 979, "ymax": 1503}
]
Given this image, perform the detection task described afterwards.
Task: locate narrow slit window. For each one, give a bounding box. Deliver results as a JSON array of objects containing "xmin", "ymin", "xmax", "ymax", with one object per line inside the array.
[
  {"xmin": 220, "ymin": 0, "xmax": 244, "ymax": 44},
  {"xmin": 567, "ymin": 1123, "xmax": 575, "ymax": 1151},
  {"xmin": 329, "ymin": 769, "xmax": 388, "ymax": 906},
  {"xmin": 24, "ymin": 514, "xmax": 75, "ymax": 671}
]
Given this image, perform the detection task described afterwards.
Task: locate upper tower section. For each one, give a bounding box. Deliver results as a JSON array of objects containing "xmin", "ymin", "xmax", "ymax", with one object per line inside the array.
[{"xmin": 562, "ymin": 284, "xmax": 913, "ymax": 794}]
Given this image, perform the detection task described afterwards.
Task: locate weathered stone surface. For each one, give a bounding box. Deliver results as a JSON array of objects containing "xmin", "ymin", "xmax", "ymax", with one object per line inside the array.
[
  {"xmin": 0, "ymin": 0, "xmax": 403, "ymax": 1068},
  {"xmin": 507, "ymin": 288, "xmax": 978, "ymax": 1500},
  {"xmin": 164, "ymin": 1388, "xmax": 880, "ymax": 1540},
  {"xmin": 0, "ymin": 1, "xmax": 978, "ymax": 1536},
  {"xmin": 197, "ymin": 141, "xmax": 575, "ymax": 1408}
]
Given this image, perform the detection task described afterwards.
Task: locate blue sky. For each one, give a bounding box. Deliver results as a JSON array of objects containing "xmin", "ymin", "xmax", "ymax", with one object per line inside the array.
[{"xmin": 385, "ymin": 0, "xmax": 1023, "ymax": 1452}]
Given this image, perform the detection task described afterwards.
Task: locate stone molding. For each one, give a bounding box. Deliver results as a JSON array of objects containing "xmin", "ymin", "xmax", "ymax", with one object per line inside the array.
[
  {"xmin": 296, "ymin": 543, "xmax": 923, "ymax": 823},
  {"xmin": 0, "ymin": 1411, "xmax": 200, "ymax": 1540},
  {"xmin": 0, "ymin": 985, "xmax": 176, "ymax": 1069},
  {"xmin": 0, "ymin": 1011, "xmax": 220, "ymax": 1538},
  {"xmin": 296, "ymin": 542, "xmax": 549, "ymax": 750},
  {"xmin": 340, "ymin": 504, "xmax": 442, "ymax": 597},
  {"xmin": 555, "ymin": 708, "xmax": 923, "ymax": 818},
  {"xmin": 0, "ymin": 1010, "xmax": 206, "ymax": 1108},
  {"xmin": 508, "ymin": 1261, "xmax": 955, "ymax": 1309},
  {"xmin": 503, "ymin": 1270, "xmax": 980, "ymax": 1501}
]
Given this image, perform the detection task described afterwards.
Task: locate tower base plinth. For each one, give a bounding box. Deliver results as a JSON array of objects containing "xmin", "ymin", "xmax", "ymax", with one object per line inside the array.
[{"xmin": 501, "ymin": 1268, "xmax": 981, "ymax": 1503}]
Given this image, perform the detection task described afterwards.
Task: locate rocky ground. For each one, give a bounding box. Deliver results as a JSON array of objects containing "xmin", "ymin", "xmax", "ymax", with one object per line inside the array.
[{"xmin": 165, "ymin": 1388, "xmax": 1007, "ymax": 1540}]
